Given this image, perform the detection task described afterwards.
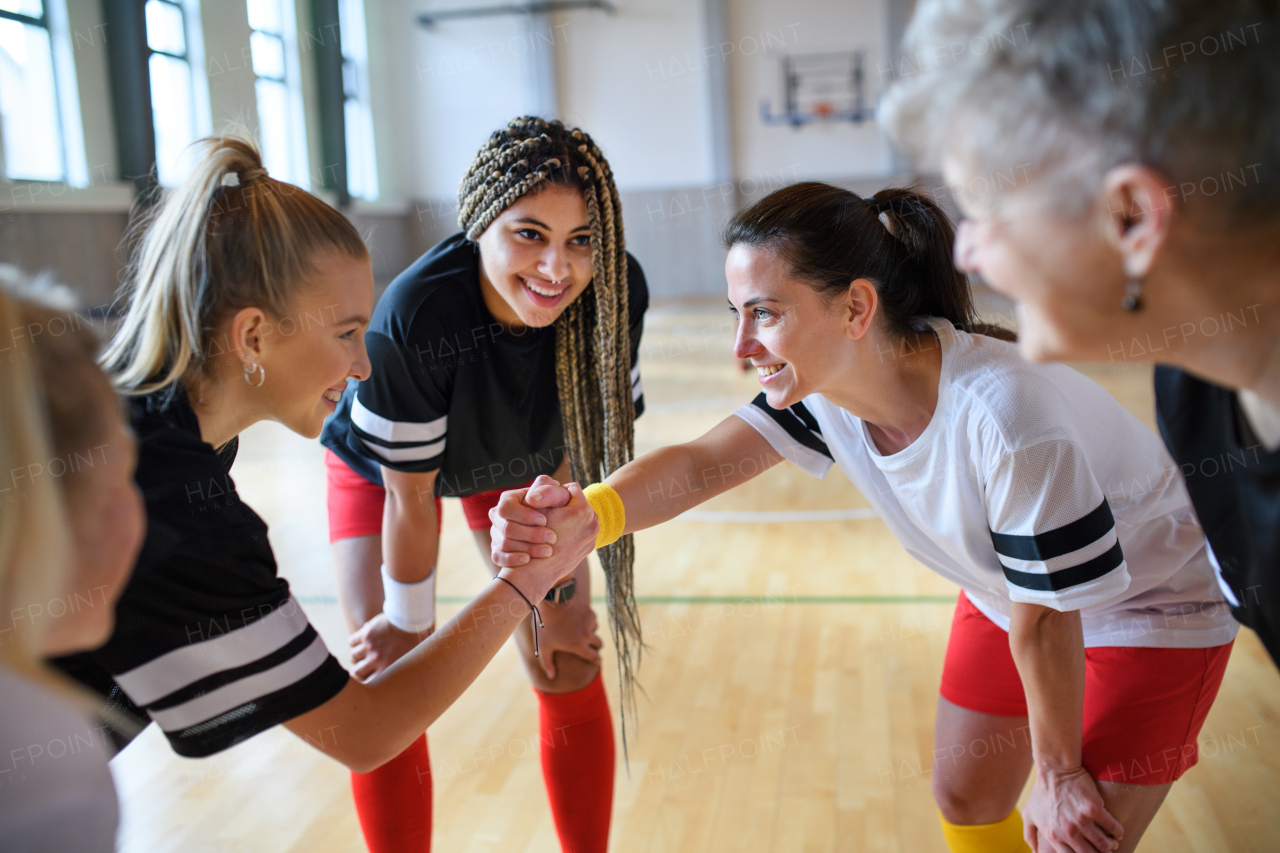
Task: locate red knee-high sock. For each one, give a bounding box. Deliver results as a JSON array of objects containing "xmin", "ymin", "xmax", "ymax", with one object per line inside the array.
[
  {"xmin": 537, "ymin": 673, "xmax": 616, "ymax": 853},
  {"xmin": 350, "ymin": 733, "xmax": 432, "ymax": 853}
]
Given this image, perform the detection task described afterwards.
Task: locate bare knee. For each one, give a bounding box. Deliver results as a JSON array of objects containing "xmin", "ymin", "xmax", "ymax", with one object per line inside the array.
[{"xmin": 932, "ymin": 774, "xmax": 1017, "ymax": 826}]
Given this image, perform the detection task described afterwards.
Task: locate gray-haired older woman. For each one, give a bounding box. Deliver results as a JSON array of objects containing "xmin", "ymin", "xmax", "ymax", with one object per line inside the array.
[
  {"xmin": 879, "ymin": 1, "xmax": 1276, "ymax": 850},
  {"xmin": 881, "ymin": 1, "xmax": 1278, "ymax": 658}
]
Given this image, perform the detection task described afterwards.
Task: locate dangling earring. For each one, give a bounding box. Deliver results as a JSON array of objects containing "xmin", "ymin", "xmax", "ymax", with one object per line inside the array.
[
  {"xmin": 1121, "ymin": 279, "xmax": 1143, "ymax": 312},
  {"xmin": 243, "ymin": 361, "xmax": 266, "ymax": 387}
]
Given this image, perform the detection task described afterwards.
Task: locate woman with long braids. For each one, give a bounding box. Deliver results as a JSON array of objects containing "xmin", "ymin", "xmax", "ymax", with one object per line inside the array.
[{"xmin": 321, "ymin": 116, "xmax": 647, "ymax": 852}]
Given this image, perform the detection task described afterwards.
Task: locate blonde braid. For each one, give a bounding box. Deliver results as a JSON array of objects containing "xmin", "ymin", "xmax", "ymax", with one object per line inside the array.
[{"xmin": 458, "ymin": 118, "xmax": 643, "ymax": 755}]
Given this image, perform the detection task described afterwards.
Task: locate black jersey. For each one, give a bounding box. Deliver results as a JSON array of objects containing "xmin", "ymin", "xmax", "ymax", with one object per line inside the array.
[
  {"xmin": 53, "ymin": 385, "xmax": 350, "ymax": 757},
  {"xmin": 321, "ymin": 232, "xmax": 648, "ymax": 497},
  {"xmin": 1154, "ymin": 366, "xmax": 1280, "ymax": 666}
]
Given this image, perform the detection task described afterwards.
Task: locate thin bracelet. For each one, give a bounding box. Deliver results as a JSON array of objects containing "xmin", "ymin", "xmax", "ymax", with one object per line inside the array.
[{"xmin": 495, "ymin": 575, "xmax": 546, "ymax": 657}]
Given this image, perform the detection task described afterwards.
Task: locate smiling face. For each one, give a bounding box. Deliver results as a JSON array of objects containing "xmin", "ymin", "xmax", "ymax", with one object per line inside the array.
[
  {"xmin": 727, "ymin": 244, "xmax": 858, "ymax": 410},
  {"xmin": 475, "ymin": 183, "xmax": 595, "ymax": 329},
  {"xmin": 945, "ymin": 156, "xmax": 1133, "ymax": 363},
  {"xmin": 254, "ymin": 250, "xmax": 374, "ymax": 438}
]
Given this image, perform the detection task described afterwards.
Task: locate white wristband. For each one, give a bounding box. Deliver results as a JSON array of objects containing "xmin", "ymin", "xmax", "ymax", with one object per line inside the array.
[{"xmin": 381, "ymin": 564, "xmax": 436, "ymax": 633}]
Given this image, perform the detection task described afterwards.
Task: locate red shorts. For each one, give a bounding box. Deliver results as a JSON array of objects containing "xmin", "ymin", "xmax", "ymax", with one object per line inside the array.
[
  {"xmin": 324, "ymin": 450, "xmax": 527, "ymax": 543},
  {"xmin": 940, "ymin": 591, "xmax": 1233, "ymax": 785}
]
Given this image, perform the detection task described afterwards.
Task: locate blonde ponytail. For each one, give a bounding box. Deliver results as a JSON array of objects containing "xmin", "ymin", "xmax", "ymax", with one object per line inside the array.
[{"xmin": 102, "ymin": 131, "xmax": 368, "ymax": 394}]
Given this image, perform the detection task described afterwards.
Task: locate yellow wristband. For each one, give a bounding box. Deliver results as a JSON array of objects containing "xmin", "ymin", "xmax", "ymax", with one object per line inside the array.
[{"xmin": 583, "ymin": 482, "xmax": 626, "ymax": 549}]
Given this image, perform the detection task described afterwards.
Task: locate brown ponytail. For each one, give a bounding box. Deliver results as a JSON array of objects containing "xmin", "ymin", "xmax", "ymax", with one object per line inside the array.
[
  {"xmin": 723, "ymin": 182, "xmax": 1015, "ymax": 341},
  {"xmin": 102, "ymin": 131, "xmax": 369, "ymax": 394}
]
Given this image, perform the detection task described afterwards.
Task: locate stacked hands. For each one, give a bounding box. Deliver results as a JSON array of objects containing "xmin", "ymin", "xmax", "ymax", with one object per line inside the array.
[
  {"xmin": 488, "ymin": 475, "xmax": 589, "ymax": 567},
  {"xmin": 348, "ymin": 476, "xmax": 601, "ymax": 682}
]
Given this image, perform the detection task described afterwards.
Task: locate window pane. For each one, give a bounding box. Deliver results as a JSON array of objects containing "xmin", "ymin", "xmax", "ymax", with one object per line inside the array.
[
  {"xmin": 254, "ymin": 77, "xmax": 292, "ymax": 183},
  {"xmin": 344, "ymin": 98, "xmax": 376, "ymax": 200},
  {"xmin": 149, "ymin": 52, "xmax": 196, "ymax": 185},
  {"xmin": 249, "ymin": 30, "xmax": 284, "ymax": 80},
  {"xmin": 245, "ymin": 0, "xmax": 282, "ymax": 36},
  {"xmin": 0, "ymin": 0, "xmax": 44, "ymax": 18},
  {"xmin": 145, "ymin": 0, "xmax": 186, "ymax": 56},
  {"xmin": 0, "ymin": 19, "xmax": 64, "ymax": 181},
  {"xmin": 341, "ymin": 58, "xmax": 357, "ymax": 100},
  {"xmin": 337, "ymin": 0, "xmax": 366, "ymax": 62}
]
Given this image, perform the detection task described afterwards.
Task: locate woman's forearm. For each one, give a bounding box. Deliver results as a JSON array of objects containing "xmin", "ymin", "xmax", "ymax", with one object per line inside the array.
[
  {"xmin": 382, "ymin": 469, "xmax": 440, "ymax": 584},
  {"xmin": 288, "ymin": 485, "xmax": 600, "ymax": 771},
  {"xmin": 287, "ymin": 567, "xmax": 551, "ymax": 771},
  {"xmin": 608, "ymin": 415, "xmax": 780, "ymax": 533},
  {"xmin": 1008, "ymin": 602, "xmax": 1087, "ymax": 771}
]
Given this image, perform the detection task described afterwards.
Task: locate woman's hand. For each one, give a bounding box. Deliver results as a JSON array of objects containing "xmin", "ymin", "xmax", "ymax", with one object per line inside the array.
[
  {"xmin": 1023, "ymin": 764, "xmax": 1124, "ymax": 853},
  {"xmin": 489, "ymin": 475, "xmax": 575, "ymax": 567},
  {"xmin": 349, "ymin": 613, "xmax": 429, "ymax": 681},
  {"xmin": 500, "ymin": 481, "xmax": 598, "ymax": 597},
  {"xmin": 533, "ymin": 597, "xmax": 604, "ymax": 680}
]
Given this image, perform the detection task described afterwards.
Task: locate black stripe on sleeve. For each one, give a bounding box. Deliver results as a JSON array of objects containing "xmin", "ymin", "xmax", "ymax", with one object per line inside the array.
[
  {"xmin": 989, "ymin": 499, "xmax": 1115, "ymax": 562},
  {"xmin": 145, "ymin": 626, "xmax": 322, "ymax": 712},
  {"xmin": 1001, "ymin": 540, "xmax": 1125, "ymax": 592},
  {"xmin": 750, "ymin": 393, "xmax": 833, "ymax": 461},
  {"xmin": 164, "ymin": 656, "xmax": 350, "ymax": 758}
]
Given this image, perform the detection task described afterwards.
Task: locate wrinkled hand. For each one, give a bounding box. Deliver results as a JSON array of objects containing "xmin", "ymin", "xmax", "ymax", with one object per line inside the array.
[
  {"xmin": 1023, "ymin": 765, "xmax": 1123, "ymax": 853},
  {"xmin": 348, "ymin": 612, "xmax": 429, "ymax": 681},
  {"xmin": 533, "ymin": 597, "xmax": 604, "ymax": 680},
  {"xmin": 489, "ymin": 475, "xmax": 575, "ymax": 567}
]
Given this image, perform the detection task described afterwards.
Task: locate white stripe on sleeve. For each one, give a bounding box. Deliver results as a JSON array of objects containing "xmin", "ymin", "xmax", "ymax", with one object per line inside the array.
[
  {"xmin": 360, "ymin": 436, "xmax": 446, "ymax": 463},
  {"xmin": 352, "ymin": 396, "xmax": 448, "ymax": 444},
  {"xmin": 148, "ymin": 635, "xmax": 332, "ymax": 732},
  {"xmin": 115, "ymin": 598, "xmax": 311, "ymax": 706}
]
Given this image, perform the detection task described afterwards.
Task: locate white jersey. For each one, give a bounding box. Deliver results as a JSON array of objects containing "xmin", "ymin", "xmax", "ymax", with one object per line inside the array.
[{"xmin": 735, "ymin": 318, "xmax": 1237, "ymax": 649}]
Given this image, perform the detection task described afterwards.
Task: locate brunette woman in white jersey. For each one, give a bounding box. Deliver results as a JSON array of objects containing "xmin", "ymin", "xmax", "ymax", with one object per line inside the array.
[{"xmin": 492, "ymin": 183, "xmax": 1238, "ymax": 853}]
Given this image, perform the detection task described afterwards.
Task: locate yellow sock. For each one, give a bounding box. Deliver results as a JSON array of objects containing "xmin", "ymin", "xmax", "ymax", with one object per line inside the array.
[
  {"xmin": 938, "ymin": 809, "xmax": 1032, "ymax": 853},
  {"xmin": 583, "ymin": 483, "xmax": 625, "ymax": 549}
]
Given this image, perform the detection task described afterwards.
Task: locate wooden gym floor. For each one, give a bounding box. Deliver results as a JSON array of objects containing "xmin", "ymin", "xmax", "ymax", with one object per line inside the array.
[{"xmin": 111, "ymin": 301, "xmax": 1280, "ymax": 852}]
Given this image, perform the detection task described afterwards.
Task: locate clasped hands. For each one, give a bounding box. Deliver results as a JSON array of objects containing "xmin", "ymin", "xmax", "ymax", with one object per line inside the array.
[{"xmin": 488, "ymin": 474, "xmax": 588, "ymax": 569}]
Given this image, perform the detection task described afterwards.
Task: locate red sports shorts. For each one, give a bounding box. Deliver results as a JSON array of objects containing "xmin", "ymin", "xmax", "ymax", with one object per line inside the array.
[
  {"xmin": 940, "ymin": 591, "xmax": 1233, "ymax": 785},
  {"xmin": 324, "ymin": 450, "xmax": 529, "ymax": 542}
]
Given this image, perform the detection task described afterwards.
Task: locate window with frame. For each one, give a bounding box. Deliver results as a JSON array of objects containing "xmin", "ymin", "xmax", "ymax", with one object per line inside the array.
[
  {"xmin": 146, "ymin": 0, "xmax": 208, "ymax": 186},
  {"xmin": 338, "ymin": 0, "xmax": 376, "ymax": 200},
  {"xmin": 247, "ymin": 0, "xmax": 307, "ymax": 187},
  {"xmin": 0, "ymin": 0, "xmax": 87, "ymax": 184}
]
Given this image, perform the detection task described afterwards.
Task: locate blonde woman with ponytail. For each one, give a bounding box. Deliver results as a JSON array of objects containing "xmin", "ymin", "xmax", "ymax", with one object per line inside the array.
[
  {"xmin": 0, "ymin": 272, "xmax": 145, "ymax": 852},
  {"xmin": 321, "ymin": 116, "xmax": 647, "ymax": 852},
  {"xmin": 51, "ymin": 133, "xmax": 596, "ymax": 803},
  {"xmin": 494, "ymin": 182, "xmax": 1239, "ymax": 853}
]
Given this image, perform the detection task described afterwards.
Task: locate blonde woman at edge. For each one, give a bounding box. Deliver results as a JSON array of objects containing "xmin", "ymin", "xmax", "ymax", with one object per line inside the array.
[
  {"xmin": 0, "ymin": 273, "xmax": 145, "ymax": 852},
  {"xmin": 50, "ymin": 136, "xmax": 595, "ymax": 792}
]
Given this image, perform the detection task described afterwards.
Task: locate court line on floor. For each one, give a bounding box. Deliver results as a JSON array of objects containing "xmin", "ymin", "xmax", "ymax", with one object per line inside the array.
[
  {"xmin": 296, "ymin": 594, "xmax": 955, "ymax": 605},
  {"xmin": 644, "ymin": 396, "xmax": 747, "ymax": 414},
  {"xmin": 676, "ymin": 508, "xmax": 878, "ymax": 522}
]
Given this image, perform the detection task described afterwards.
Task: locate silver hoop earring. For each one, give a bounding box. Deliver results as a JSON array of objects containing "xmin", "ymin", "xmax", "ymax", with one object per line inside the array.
[
  {"xmin": 243, "ymin": 362, "xmax": 266, "ymax": 387},
  {"xmin": 1121, "ymin": 279, "xmax": 1143, "ymax": 312}
]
